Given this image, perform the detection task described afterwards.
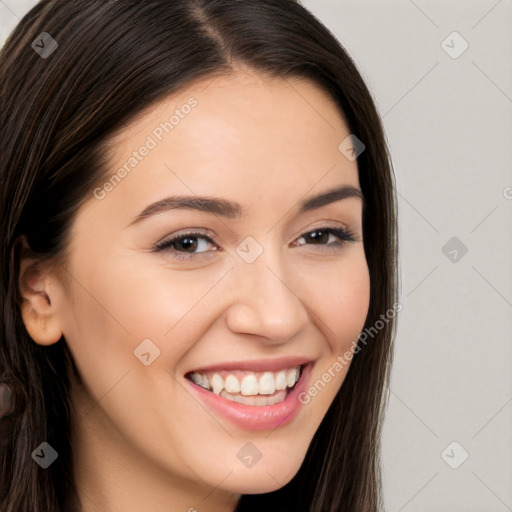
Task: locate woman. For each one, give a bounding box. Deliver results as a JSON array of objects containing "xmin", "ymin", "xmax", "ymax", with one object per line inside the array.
[{"xmin": 0, "ymin": 1, "xmax": 398, "ymax": 510}]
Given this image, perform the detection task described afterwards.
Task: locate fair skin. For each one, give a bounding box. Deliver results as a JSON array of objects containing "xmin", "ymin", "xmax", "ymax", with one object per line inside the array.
[{"xmin": 18, "ymin": 68, "xmax": 370, "ymax": 512}]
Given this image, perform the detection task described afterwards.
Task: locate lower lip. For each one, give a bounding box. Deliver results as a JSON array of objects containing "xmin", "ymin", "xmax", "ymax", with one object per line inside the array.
[{"xmin": 185, "ymin": 363, "xmax": 313, "ymax": 431}]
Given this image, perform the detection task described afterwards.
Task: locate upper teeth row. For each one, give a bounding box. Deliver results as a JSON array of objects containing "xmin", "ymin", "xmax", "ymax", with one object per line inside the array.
[{"xmin": 189, "ymin": 367, "xmax": 301, "ymax": 396}]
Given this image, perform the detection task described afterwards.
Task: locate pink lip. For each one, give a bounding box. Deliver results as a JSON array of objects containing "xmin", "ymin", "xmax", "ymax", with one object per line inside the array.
[
  {"xmin": 186, "ymin": 355, "xmax": 314, "ymax": 374},
  {"xmin": 185, "ymin": 362, "xmax": 314, "ymax": 431}
]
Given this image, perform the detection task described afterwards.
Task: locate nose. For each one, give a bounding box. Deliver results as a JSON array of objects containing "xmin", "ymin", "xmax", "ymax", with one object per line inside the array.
[{"xmin": 225, "ymin": 253, "xmax": 309, "ymax": 344}]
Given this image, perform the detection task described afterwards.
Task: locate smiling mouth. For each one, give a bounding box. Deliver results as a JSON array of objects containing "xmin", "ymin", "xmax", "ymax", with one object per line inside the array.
[{"xmin": 184, "ymin": 364, "xmax": 305, "ymax": 406}]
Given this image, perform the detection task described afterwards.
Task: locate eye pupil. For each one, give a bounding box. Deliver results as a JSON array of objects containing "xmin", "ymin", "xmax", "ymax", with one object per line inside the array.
[
  {"xmin": 305, "ymin": 229, "xmax": 329, "ymax": 244},
  {"xmin": 176, "ymin": 236, "xmax": 198, "ymax": 252}
]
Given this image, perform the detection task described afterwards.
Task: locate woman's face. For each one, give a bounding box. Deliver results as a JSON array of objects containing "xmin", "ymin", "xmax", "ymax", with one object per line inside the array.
[{"xmin": 40, "ymin": 69, "xmax": 370, "ymax": 508}]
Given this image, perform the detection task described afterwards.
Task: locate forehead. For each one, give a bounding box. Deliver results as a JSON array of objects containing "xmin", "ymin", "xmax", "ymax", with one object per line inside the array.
[
  {"xmin": 88, "ymin": 68, "xmax": 360, "ymax": 225},
  {"xmin": 106, "ymin": 67, "xmax": 350, "ymax": 159}
]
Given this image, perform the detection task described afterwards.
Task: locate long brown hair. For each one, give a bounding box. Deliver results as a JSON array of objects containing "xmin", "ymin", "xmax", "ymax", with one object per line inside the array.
[{"xmin": 0, "ymin": 1, "xmax": 398, "ymax": 510}]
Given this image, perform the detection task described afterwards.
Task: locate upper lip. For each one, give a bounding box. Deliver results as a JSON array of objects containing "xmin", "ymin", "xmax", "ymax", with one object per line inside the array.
[{"xmin": 186, "ymin": 356, "xmax": 314, "ymax": 374}]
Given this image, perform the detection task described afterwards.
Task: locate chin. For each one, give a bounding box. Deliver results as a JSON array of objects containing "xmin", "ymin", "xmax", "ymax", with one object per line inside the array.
[{"xmin": 220, "ymin": 457, "xmax": 304, "ymax": 494}]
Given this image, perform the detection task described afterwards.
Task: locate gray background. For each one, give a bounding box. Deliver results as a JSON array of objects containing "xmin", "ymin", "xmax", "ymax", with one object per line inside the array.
[{"xmin": 1, "ymin": 1, "xmax": 511, "ymax": 510}]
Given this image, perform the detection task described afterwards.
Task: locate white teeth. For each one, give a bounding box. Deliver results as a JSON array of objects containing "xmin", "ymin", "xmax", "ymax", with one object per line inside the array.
[
  {"xmin": 210, "ymin": 373, "xmax": 224, "ymax": 395},
  {"xmin": 258, "ymin": 371, "xmax": 275, "ymax": 395},
  {"xmin": 224, "ymin": 374, "xmax": 241, "ymax": 394},
  {"xmin": 275, "ymin": 370, "xmax": 287, "ymax": 391},
  {"xmin": 220, "ymin": 389, "xmax": 288, "ymax": 406},
  {"xmin": 190, "ymin": 372, "xmax": 203, "ymax": 386},
  {"xmin": 286, "ymin": 368, "xmax": 299, "ymax": 388},
  {"xmin": 188, "ymin": 365, "xmax": 302, "ymax": 396},
  {"xmin": 240, "ymin": 374, "xmax": 259, "ymax": 396}
]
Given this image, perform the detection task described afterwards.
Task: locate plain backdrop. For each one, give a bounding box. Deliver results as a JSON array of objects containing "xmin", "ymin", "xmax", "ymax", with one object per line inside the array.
[{"xmin": 1, "ymin": 1, "xmax": 511, "ymax": 511}]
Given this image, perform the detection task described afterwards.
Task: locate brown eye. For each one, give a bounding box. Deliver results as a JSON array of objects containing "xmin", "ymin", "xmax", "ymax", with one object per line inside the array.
[
  {"xmin": 297, "ymin": 227, "xmax": 356, "ymax": 247},
  {"xmin": 173, "ymin": 236, "xmax": 200, "ymax": 252},
  {"xmin": 303, "ymin": 229, "xmax": 330, "ymax": 244},
  {"xmin": 153, "ymin": 231, "xmax": 218, "ymax": 261}
]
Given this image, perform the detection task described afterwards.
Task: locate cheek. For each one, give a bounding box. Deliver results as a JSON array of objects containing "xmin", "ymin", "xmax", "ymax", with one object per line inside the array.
[
  {"xmin": 58, "ymin": 254, "xmax": 229, "ymax": 422},
  {"xmin": 64, "ymin": 251, "xmax": 220, "ymax": 344},
  {"xmin": 58, "ymin": 260, "xmax": 214, "ymax": 474},
  {"xmin": 300, "ymin": 248, "xmax": 371, "ymax": 350},
  {"xmin": 295, "ymin": 249, "xmax": 370, "ymax": 410}
]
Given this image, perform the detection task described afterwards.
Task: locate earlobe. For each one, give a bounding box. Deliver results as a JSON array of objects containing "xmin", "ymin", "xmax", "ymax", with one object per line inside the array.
[{"xmin": 16, "ymin": 236, "xmax": 63, "ymax": 346}]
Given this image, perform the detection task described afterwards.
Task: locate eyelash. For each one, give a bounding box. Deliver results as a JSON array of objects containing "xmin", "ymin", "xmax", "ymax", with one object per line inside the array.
[{"xmin": 153, "ymin": 225, "xmax": 357, "ymax": 261}]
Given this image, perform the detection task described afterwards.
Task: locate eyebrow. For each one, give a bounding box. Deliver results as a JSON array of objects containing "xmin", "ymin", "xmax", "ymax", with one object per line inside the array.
[{"xmin": 127, "ymin": 185, "xmax": 364, "ymax": 226}]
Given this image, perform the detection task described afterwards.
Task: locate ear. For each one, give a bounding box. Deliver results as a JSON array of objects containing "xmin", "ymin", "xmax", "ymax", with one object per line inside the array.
[{"xmin": 16, "ymin": 235, "xmax": 63, "ymax": 346}]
